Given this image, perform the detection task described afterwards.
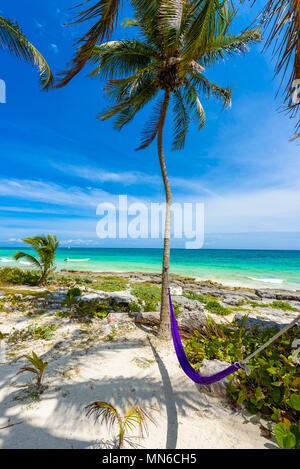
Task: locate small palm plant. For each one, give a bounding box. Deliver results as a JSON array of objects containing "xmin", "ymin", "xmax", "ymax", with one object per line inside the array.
[
  {"xmin": 0, "ymin": 16, "xmax": 53, "ymax": 89},
  {"xmin": 14, "ymin": 235, "xmax": 59, "ymax": 286},
  {"xmin": 85, "ymin": 400, "xmax": 156, "ymax": 448},
  {"xmin": 17, "ymin": 352, "xmax": 48, "ymax": 390}
]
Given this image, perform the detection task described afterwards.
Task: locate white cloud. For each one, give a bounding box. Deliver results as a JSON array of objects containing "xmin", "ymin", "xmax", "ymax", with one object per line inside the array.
[
  {"xmin": 0, "ymin": 179, "xmax": 110, "ymax": 209},
  {"xmin": 52, "ymin": 162, "xmax": 162, "ymax": 186},
  {"xmin": 50, "ymin": 44, "xmax": 59, "ymax": 54}
]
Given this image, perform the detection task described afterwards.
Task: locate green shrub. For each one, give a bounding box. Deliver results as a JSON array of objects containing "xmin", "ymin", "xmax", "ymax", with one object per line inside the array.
[
  {"xmin": 274, "ymin": 422, "xmax": 300, "ymax": 449},
  {"xmin": 0, "ymin": 267, "xmax": 40, "ymax": 286},
  {"xmin": 271, "ymin": 301, "xmax": 300, "ymax": 312},
  {"xmin": 57, "ymin": 299, "xmax": 110, "ymax": 321},
  {"xmin": 131, "ymin": 282, "xmax": 161, "ymax": 311},
  {"xmin": 184, "ymin": 318, "xmax": 300, "ymax": 448},
  {"xmin": 93, "ymin": 276, "xmax": 128, "ymax": 292},
  {"xmin": 128, "ymin": 301, "xmax": 141, "ymax": 313},
  {"xmin": 183, "ymin": 290, "xmax": 216, "ymax": 304},
  {"xmin": 9, "ymin": 323, "xmax": 57, "ymax": 343},
  {"xmin": 247, "ymin": 300, "xmax": 299, "ymax": 312},
  {"xmin": 204, "ymin": 299, "xmax": 232, "ymax": 316}
]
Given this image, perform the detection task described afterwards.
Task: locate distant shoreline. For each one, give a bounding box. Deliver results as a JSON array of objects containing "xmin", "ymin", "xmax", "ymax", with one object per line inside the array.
[{"xmin": 1, "ymin": 247, "xmax": 300, "ymax": 291}]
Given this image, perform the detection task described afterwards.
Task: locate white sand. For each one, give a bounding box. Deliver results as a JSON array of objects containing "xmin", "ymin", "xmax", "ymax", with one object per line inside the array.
[{"xmin": 0, "ymin": 321, "xmax": 273, "ymax": 449}]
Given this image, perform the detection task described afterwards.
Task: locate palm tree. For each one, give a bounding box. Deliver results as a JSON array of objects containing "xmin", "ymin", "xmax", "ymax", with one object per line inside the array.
[
  {"xmin": 246, "ymin": 0, "xmax": 300, "ymax": 137},
  {"xmin": 85, "ymin": 400, "xmax": 155, "ymax": 448},
  {"xmin": 0, "ymin": 16, "xmax": 53, "ymax": 89},
  {"xmin": 14, "ymin": 235, "xmax": 59, "ymax": 286},
  {"xmin": 56, "ymin": 0, "xmax": 230, "ymax": 87},
  {"xmin": 87, "ymin": 1, "xmax": 260, "ymax": 338}
]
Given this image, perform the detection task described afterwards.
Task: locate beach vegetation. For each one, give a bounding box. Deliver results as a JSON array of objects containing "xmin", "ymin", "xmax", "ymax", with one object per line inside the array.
[
  {"xmin": 270, "ymin": 301, "xmax": 300, "ymax": 312},
  {"xmin": 85, "ymin": 400, "xmax": 156, "ymax": 449},
  {"xmin": 9, "ymin": 323, "xmax": 57, "ymax": 343},
  {"xmin": 14, "ymin": 235, "xmax": 59, "ymax": 286},
  {"xmin": 183, "ymin": 290, "xmax": 218, "ymax": 304},
  {"xmin": 204, "ymin": 299, "xmax": 232, "ymax": 316},
  {"xmin": 57, "ymin": 298, "xmax": 110, "ymax": 321},
  {"xmin": 83, "ymin": 1, "xmax": 260, "ymax": 338},
  {"xmin": 0, "ymin": 15, "xmax": 53, "ymax": 88},
  {"xmin": 49, "ymin": 273, "xmax": 93, "ymax": 287},
  {"xmin": 17, "ymin": 352, "xmax": 48, "ymax": 390},
  {"xmin": 0, "ymin": 267, "xmax": 40, "ymax": 286},
  {"xmin": 62, "ymin": 287, "xmax": 82, "ymax": 310},
  {"xmin": 93, "ymin": 276, "xmax": 128, "ymax": 292},
  {"xmin": 183, "ymin": 290, "xmax": 231, "ymax": 315},
  {"xmin": 131, "ymin": 283, "xmax": 161, "ymax": 312},
  {"xmin": 247, "ymin": 299, "xmax": 300, "ymax": 313},
  {"xmin": 184, "ymin": 317, "xmax": 300, "ymax": 448}
]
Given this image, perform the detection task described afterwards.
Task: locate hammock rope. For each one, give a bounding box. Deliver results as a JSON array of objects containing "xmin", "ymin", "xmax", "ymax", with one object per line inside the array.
[{"xmin": 168, "ymin": 288, "xmax": 300, "ymax": 385}]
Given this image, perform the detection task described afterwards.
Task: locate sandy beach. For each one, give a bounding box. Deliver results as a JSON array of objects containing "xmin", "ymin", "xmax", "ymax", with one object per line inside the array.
[{"xmin": 1, "ymin": 270, "xmax": 299, "ymax": 449}]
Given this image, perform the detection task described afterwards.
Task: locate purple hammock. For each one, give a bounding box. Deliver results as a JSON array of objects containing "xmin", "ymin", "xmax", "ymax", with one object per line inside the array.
[{"xmin": 168, "ymin": 289, "xmax": 241, "ymax": 385}]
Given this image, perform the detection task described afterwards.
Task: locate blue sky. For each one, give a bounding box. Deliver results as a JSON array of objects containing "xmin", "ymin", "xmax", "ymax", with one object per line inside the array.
[{"xmin": 0, "ymin": 0, "xmax": 299, "ymax": 249}]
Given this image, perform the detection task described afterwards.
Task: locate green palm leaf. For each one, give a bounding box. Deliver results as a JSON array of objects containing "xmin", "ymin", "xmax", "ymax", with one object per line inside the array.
[
  {"xmin": 0, "ymin": 16, "xmax": 53, "ymax": 89},
  {"xmin": 56, "ymin": 0, "xmax": 121, "ymax": 88},
  {"xmin": 13, "ymin": 252, "xmax": 42, "ymax": 270}
]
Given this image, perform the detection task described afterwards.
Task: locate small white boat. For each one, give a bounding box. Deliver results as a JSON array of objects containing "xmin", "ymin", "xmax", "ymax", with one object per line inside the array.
[{"xmin": 64, "ymin": 258, "xmax": 90, "ymax": 262}]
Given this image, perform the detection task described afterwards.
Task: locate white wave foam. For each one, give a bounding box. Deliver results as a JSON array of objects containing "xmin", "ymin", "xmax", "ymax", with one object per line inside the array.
[
  {"xmin": 248, "ymin": 277, "xmax": 283, "ymax": 284},
  {"xmin": 19, "ymin": 261, "xmax": 31, "ymax": 265},
  {"xmin": 0, "ymin": 257, "xmax": 13, "ymax": 263}
]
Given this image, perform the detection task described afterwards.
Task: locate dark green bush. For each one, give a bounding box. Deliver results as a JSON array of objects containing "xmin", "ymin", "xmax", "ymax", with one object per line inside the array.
[{"xmin": 0, "ymin": 267, "xmax": 40, "ymax": 286}]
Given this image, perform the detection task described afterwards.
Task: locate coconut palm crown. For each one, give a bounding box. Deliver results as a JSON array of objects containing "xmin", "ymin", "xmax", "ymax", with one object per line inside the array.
[
  {"xmin": 14, "ymin": 235, "xmax": 59, "ymax": 285},
  {"xmin": 0, "ymin": 16, "xmax": 53, "ymax": 89},
  {"xmin": 56, "ymin": 0, "xmax": 235, "ymax": 88},
  {"xmin": 87, "ymin": 0, "xmax": 261, "ymax": 338}
]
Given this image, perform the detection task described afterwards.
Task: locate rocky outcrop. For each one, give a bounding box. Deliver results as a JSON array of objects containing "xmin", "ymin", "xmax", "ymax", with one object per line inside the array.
[
  {"xmin": 130, "ymin": 310, "xmax": 207, "ymax": 334},
  {"xmin": 198, "ymin": 359, "xmax": 238, "ymax": 398},
  {"xmin": 235, "ymin": 310, "xmax": 300, "ymax": 331}
]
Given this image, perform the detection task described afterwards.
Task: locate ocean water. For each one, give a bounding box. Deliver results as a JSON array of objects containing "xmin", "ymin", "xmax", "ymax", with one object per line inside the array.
[{"xmin": 1, "ymin": 247, "xmax": 299, "ymax": 291}]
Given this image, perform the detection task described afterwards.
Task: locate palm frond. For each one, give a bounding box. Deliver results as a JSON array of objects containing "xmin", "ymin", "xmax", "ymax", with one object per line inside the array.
[
  {"xmin": 136, "ymin": 96, "xmax": 165, "ymax": 150},
  {"xmin": 158, "ymin": 0, "xmax": 185, "ymax": 48},
  {"xmin": 172, "ymin": 89, "xmax": 190, "ymax": 150},
  {"xmin": 0, "ymin": 16, "xmax": 53, "ymax": 89},
  {"xmin": 56, "ymin": 0, "xmax": 121, "ymax": 88},
  {"xmin": 189, "ymin": 72, "xmax": 232, "ymax": 109},
  {"xmin": 13, "ymin": 251, "xmax": 42, "ymax": 270},
  {"xmin": 121, "ymin": 19, "xmax": 141, "ymax": 28},
  {"xmin": 122, "ymin": 404, "xmax": 156, "ymax": 437},
  {"xmin": 250, "ymin": 0, "xmax": 300, "ymax": 124},
  {"xmin": 198, "ymin": 29, "xmax": 262, "ymax": 66},
  {"xmin": 184, "ymin": 79, "xmax": 206, "ymax": 129},
  {"xmin": 85, "ymin": 401, "xmax": 121, "ymax": 431},
  {"xmin": 88, "ymin": 40, "xmax": 157, "ymax": 79},
  {"xmin": 99, "ymin": 77, "xmax": 158, "ymax": 127}
]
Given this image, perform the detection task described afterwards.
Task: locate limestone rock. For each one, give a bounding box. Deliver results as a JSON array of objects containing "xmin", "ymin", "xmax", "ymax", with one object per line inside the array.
[{"xmin": 198, "ymin": 359, "xmax": 237, "ymax": 398}]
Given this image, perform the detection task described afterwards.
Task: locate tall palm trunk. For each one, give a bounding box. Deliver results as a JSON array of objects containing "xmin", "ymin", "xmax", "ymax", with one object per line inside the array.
[{"xmin": 157, "ymin": 91, "xmax": 172, "ymax": 339}]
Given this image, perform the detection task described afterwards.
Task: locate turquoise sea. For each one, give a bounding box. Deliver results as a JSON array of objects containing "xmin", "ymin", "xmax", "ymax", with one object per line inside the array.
[{"xmin": 0, "ymin": 248, "xmax": 299, "ymax": 291}]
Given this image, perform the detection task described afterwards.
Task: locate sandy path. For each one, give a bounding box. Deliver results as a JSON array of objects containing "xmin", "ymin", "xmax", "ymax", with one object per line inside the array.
[{"xmin": 0, "ymin": 325, "xmax": 273, "ymax": 449}]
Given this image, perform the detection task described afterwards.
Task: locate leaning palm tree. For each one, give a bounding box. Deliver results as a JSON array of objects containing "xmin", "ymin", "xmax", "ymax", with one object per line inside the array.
[
  {"xmin": 85, "ymin": 400, "xmax": 155, "ymax": 448},
  {"xmin": 0, "ymin": 16, "xmax": 53, "ymax": 89},
  {"xmin": 14, "ymin": 235, "xmax": 59, "ymax": 286},
  {"xmin": 87, "ymin": 1, "xmax": 260, "ymax": 338}
]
